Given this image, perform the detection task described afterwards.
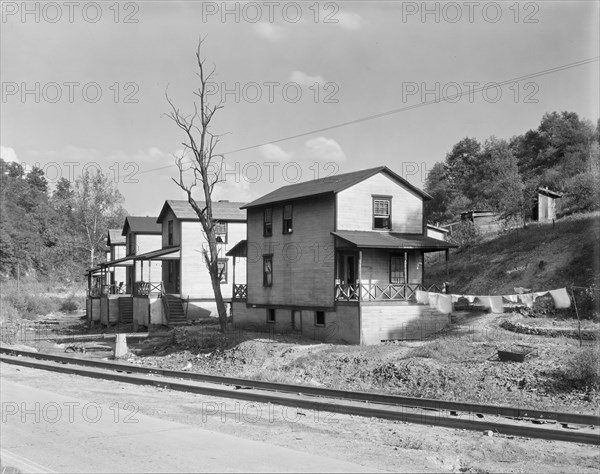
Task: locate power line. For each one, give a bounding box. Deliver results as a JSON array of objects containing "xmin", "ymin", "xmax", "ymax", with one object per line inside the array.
[{"xmin": 137, "ymin": 56, "xmax": 599, "ymax": 176}]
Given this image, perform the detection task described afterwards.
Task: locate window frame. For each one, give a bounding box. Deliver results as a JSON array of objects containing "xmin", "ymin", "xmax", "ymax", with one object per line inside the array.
[
  {"xmin": 282, "ymin": 203, "xmax": 293, "ymax": 234},
  {"xmin": 217, "ymin": 258, "xmax": 228, "ymax": 284},
  {"xmin": 266, "ymin": 308, "xmax": 276, "ymax": 324},
  {"xmin": 372, "ymin": 196, "xmax": 392, "ymax": 230},
  {"xmin": 389, "ymin": 254, "xmax": 405, "ymax": 284},
  {"xmin": 214, "ymin": 221, "xmax": 228, "ymax": 244},
  {"xmin": 263, "ymin": 254, "xmax": 273, "ymax": 287},
  {"xmin": 263, "ymin": 207, "xmax": 273, "ymax": 237},
  {"xmin": 128, "ymin": 233, "xmax": 135, "ymax": 255},
  {"xmin": 168, "ymin": 220, "xmax": 174, "ymax": 246},
  {"xmin": 314, "ymin": 310, "xmax": 326, "ymax": 327}
]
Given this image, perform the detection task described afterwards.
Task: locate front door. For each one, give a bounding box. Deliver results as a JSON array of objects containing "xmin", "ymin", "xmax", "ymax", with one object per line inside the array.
[
  {"xmin": 337, "ymin": 252, "xmax": 357, "ymax": 298},
  {"xmin": 167, "ymin": 260, "xmax": 180, "ymax": 293}
]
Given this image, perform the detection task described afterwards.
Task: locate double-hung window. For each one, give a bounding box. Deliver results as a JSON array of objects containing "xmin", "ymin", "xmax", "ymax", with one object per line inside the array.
[
  {"xmin": 264, "ymin": 208, "xmax": 273, "ymax": 236},
  {"xmin": 263, "ymin": 255, "xmax": 273, "ymax": 287},
  {"xmin": 389, "ymin": 255, "xmax": 405, "ymax": 284},
  {"xmin": 214, "ymin": 222, "xmax": 227, "ymax": 244},
  {"xmin": 168, "ymin": 220, "xmax": 174, "ymax": 246},
  {"xmin": 373, "ymin": 197, "xmax": 391, "ymax": 230},
  {"xmin": 217, "ymin": 258, "xmax": 228, "ymax": 283},
  {"xmin": 282, "ymin": 204, "xmax": 293, "ymax": 234}
]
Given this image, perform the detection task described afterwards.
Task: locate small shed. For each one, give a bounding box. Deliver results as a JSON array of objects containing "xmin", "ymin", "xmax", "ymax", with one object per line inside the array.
[
  {"xmin": 426, "ymin": 224, "xmax": 450, "ymax": 241},
  {"xmin": 533, "ymin": 187, "xmax": 562, "ymax": 221},
  {"xmin": 460, "ymin": 210, "xmax": 499, "ymax": 234}
]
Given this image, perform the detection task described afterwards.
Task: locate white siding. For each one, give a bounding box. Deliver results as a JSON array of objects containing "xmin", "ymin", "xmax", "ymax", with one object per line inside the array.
[{"xmin": 336, "ymin": 173, "xmax": 423, "ymax": 233}]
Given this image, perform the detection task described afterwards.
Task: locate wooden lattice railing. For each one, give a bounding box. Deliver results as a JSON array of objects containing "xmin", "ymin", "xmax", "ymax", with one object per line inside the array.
[
  {"xmin": 232, "ymin": 284, "xmax": 247, "ymax": 300},
  {"xmin": 335, "ymin": 283, "xmax": 441, "ymax": 302},
  {"xmin": 133, "ymin": 281, "xmax": 162, "ymax": 297}
]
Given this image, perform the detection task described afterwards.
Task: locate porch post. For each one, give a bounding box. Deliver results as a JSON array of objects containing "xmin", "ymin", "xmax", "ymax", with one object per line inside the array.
[
  {"xmin": 232, "ymin": 256, "xmax": 236, "ymax": 286},
  {"xmin": 357, "ymin": 250, "xmax": 362, "ymax": 301},
  {"xmin": 140, "ymin": 260, "xmax": 144, "ymax": 281},
  {"xmin": 445, "ymin": 249, "xmax": 449, "ymax": 279},
  {"xmin": 148, "ymin": 259, "xmax": 152, "ymax": 285},
  {"xmin": 403, "ymin": 251, "xmax": 408, "ymax": 284}
]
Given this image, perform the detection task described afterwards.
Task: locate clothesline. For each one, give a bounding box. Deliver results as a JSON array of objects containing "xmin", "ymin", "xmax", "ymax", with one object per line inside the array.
[{"xmin": 416, "ymin": 287, "xmax": 571, "ymax": 315}]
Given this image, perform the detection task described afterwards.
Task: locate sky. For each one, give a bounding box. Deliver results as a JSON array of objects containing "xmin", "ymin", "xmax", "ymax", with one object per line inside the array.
[{"xmin": 1, "ymin": 0, "xmax": 599, "ymax": 216}]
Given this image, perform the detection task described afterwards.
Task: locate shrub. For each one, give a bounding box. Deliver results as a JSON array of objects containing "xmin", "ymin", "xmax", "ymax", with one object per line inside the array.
[
  {"xmin": 564, "ymin": 344, "xmax": 600, "ymax": 390},
  {"xmin": 450, "ymin": 221, "xmax": 482, "ymax": 250},
  {"xmin": 562, "ymin": 173, "xmax": 600, "ymax": 213},
  {"xmin": 530, "ymin": 293, "xmax": 556, "ymax": 318},
  {"xmin": 59, "ymin": 293, "xmax": 82, "ymax": 312}
]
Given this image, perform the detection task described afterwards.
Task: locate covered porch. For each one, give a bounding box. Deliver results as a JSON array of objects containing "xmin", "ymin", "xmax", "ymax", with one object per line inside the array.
[
  {"xmin": 226, "ymin": 239, "xmax": 248, "ymax": 302},
  {"xmin": 331, "ymin": 230, "xmax": 456, "ymax": 303}
]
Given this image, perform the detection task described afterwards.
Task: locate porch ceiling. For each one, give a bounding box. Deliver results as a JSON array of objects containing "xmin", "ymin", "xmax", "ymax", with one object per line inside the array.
[{"xmin": 332, "ymin": 231, "xmax": 457, "ymax": 251}]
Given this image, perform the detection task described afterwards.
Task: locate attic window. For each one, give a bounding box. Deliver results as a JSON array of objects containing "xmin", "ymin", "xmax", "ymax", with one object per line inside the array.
[{"xmin": 373, "ymin": 197, "xmax": 391, "ymax": 230}]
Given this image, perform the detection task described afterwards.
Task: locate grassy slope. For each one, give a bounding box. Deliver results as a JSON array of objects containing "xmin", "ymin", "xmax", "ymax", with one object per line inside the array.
[{"xmin": 425, "ymin": 212, "xmax": 600, "ymax": 295}]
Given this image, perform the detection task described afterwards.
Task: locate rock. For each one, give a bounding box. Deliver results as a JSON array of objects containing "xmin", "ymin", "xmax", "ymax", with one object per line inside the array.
[
  {"xmin": 484, "ymin": 430, "xmax": 493, "ymax": 437},
  {"xmin": 113, "ymin": 334, "xmax": 128, "ymax": 358}
]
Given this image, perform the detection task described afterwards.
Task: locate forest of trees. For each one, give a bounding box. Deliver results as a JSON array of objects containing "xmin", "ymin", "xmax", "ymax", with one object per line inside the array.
[
  {"xmin": 425, "ymin": 111, "xmax": 600, "ymax": 225},
  {"xmin": 0, "ymin": 161, "xmax": 127, "ymax": 283}
]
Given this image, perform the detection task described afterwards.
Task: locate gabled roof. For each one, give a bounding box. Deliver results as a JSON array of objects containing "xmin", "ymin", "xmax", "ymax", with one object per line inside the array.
[
  {"xmin": 426, "ymin": 224, "xmax": 450, "ymax": 233},
  {"xmin": 107, "ymin": 229, "xmax": 126, "ymax": 246},
  {"xmin": 537, "ymin": 187, "xmax": 563, "ymax": 198},
  {"xmin": 241, "ymin": 166, "xmax": 432, "ymax": 209},
  {"xmin": 332, "ymin": 231, "xmax": 457, "ymax": 251},
  {"xmin": 157, "ymin": 200, "xmax": 247, "ymax": 223},
  {"xmin": 121, "ymin": 216, "xmax": 162, "ymax": 236}
]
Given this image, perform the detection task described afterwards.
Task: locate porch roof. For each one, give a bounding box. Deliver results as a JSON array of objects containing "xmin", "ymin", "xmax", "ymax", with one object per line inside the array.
[
  {"xmin": 134, "ymin": 246, "xmax": 180, "ymax": 261},
  {"xmin": 226, "ymin": 239, "xmax": 247, "ymax": 257},
  {"xmin": 332, "ymin": 231, "xmax": 457, "ymax": 251}
]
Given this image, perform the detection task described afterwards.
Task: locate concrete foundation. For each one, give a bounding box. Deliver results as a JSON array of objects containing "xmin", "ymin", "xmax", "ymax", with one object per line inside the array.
[{"xmin": 231, "ymin": 301, "xmax": 450, "ymax": 345}]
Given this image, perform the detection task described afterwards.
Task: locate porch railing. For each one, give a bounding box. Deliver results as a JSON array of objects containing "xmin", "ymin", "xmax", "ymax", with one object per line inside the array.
[
  {"xmin": 335, "ymin": 283, "xmax": 431, "ymax": 302},
  {"xmin": 232, "ymin": 284, "xmax": 247, "ymax": 300},
  {"xmin": 133, "ymin": 281, "xmax": 163, "ymax": 297}
]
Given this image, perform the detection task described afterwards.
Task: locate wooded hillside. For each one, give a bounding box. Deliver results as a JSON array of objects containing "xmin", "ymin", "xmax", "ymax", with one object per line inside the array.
[
  {"xmin": 0, "ymin": 160, "xmax": 127, "ymax": 283},
  {"xmin": 425, "ymin": 111, "xmax": 600, "ymax": 224}
]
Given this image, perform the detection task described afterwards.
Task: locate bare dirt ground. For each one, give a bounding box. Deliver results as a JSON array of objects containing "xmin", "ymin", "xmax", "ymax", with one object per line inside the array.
[
  {"xmin": 2, "ymin": 310, "xmax": 599, "ymax": 472},
  {"xmin": 1, "ymin": 362, "xmax": 598, "ymax": 474}
]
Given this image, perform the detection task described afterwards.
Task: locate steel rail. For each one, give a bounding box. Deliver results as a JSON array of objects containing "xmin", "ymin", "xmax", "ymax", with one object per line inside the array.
[
  {"xmin": 1, "ymin": 353, "xmax": 599, "ymax": 445},
  {"xmin": 1, "ymin": 346, "xmax": 597, "ymax": 426}
]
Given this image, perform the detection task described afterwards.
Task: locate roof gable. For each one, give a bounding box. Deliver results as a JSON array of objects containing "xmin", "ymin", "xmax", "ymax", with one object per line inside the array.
[
  {"xmin": 121, "ymin": 216, "xmax": 162, "ymax": 236},
  {"xmin": 241, "ymin": 166, "xmax": 431, "ymax": 209},
  {"xmin": 156, "ymin": 200, "xmax": 247, "ymax": 223},
  {"xmin": 107, "ymin": 229, "xmax": 126, "ymax": 246}
]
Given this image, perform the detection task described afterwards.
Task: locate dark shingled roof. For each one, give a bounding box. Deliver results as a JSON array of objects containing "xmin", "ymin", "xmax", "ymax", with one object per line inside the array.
[
  {"xmin": 121, "ymin": 216, "xmax": 162, "ymax": 236},
  {"xmin": 241, "ymin": 166, "xmax": 432, "ymax": 209},
  {"xmin": 332, "ymin": 231, "xmax": 457, "ymax": 251},
  {"xmin": 157, "ymin": 200, "xmax": 247, "ymax": 223},
  {"xmin": 107, "ymin": 229, "xmax": 126, "ymax": 246}
]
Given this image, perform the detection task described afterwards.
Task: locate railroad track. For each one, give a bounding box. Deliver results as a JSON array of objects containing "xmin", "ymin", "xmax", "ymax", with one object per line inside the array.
[{"xmin": 1, "ymin": 347, "xmax": 599, "ymax": 445}]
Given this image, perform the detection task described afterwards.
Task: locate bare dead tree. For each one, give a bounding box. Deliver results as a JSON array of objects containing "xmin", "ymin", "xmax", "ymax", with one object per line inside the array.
[{"xmin": 165, "ymin": 38, "xmax": 229, "ymax": 332}]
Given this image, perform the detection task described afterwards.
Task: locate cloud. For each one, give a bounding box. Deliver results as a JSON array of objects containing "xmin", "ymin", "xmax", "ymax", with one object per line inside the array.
[
  {"xmin": 0, "ymin": 145, "xmax": 19, "ymax": 163},
  {"xmin": 254, "ymin": 22, "xmax": 285, "ymax": 41},
  {"xmin": 304, "ymin": 137, "xmax": 346, "ymax": 162},
  {"xmin": 259, "ymin": 144, "xmax": 293, "ymax": 162},
  {"xmin": 288, "ymin": 71, "xmax": 326, "ymax": 87},
  {"xmin": 336, "ymin": 11, "xmax": 363, "ymax": 30}
]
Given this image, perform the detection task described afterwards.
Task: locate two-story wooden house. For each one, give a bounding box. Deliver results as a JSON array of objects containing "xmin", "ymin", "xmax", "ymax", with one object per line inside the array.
[
  {"xmin": 228, "ymin": 166, "xmax": 455, "ymax": 344},
  {"xmin": 86, "ymin": 216, "xmax": 162, "ymax": 326},
  {"xmin": 106, "ymin": 229, "xmax": 128, "ymax": 292},
  {"xmin": 149, "ymin": 200, "xmax": 247, "ymax": 323}
]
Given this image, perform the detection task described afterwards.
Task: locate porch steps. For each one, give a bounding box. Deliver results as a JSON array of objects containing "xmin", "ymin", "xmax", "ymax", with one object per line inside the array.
[
  {"xmin": 118, "ymin": 297, "xmax": 133, "ymax": 324},
  {"xmin": 164, "ymin": 294, "xmax": 186, "ymax": 325}
]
